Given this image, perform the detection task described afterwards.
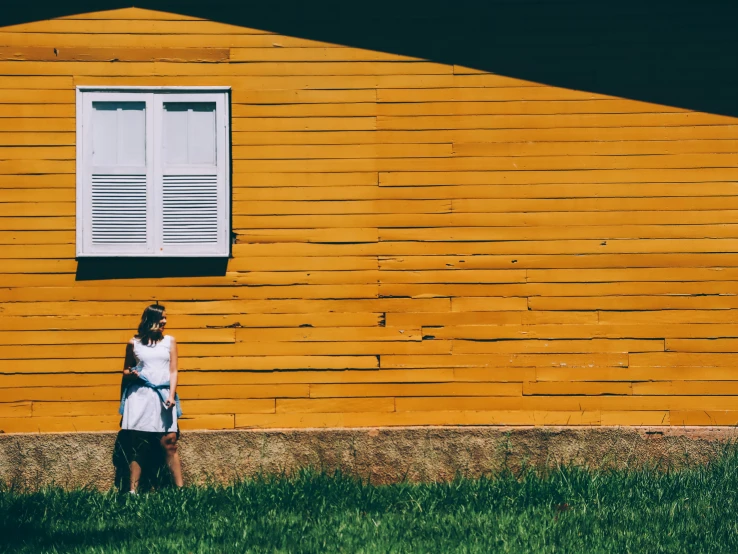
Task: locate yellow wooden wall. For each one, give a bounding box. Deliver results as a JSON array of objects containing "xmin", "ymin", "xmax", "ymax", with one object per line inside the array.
[{"xmin": 1, "ymin": 8, "xmax": 738, "ymax": 432}]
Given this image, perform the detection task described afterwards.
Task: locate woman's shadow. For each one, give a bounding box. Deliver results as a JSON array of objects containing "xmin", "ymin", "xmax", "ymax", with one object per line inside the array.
[{"xmin": 112, "ymin": 430, "xmax": 174, "ymax": 492}]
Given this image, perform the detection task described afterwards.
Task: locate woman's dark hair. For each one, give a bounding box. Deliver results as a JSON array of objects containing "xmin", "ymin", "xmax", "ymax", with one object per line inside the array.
[{"xmin": 136, "ymin": 303, "xmax": 166, "ymax": 345}]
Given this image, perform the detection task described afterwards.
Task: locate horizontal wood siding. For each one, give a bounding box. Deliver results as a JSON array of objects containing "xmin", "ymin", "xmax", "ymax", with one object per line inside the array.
[{"xmin": 1, "ymin": 7, "xmax": 737, "ymax": 432}]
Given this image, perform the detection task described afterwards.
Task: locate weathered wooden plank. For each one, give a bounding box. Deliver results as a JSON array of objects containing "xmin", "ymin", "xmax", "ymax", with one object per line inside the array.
[
  {"xmin": 670, "ymin": 411, "xmax": 738, "ymax": 425},
  {"xmin": 228, "ymin": 257, "xmax": 379, "ymax": 271},
  {"xmin": 666, "ymin": 339, "xmax": 738, "ymax": 353},
  {"xmin": 0, "ymin": 284, "xmax": 380, "ymax": 302},
  {"xmin": 529, "ymin": 296, "xmax": 738, "ymax": 311},
  {"xmin": 233, "ymin": 103, "xmax": 378, "ymax": 118},
  {"xmin": 233, "ymin": 228, "xmax": 378, "ymax": 244},
  {"xmin": 0, "ymin": 174, "xmax": 74, "ymax": 187},
  {"xmin": 431, "ymin": 324, "xmax": 738, "ymax": 340},
  {"xmin": 386, "ymin": 311, "xmax": 600, "ymax": 327},
  {"xmin": 0, "ymin": 298, "xmax": 450, "ymax": 316},
  {"xmin": 381, "ymin": 253, "xmax": 738, "ymax": 271},
  {"xmin": 3, "ymin": 20, "xmax": 276, "ymax": 35},
  {"xmin": 180, "ymin": 355, "xmax": 381, "ymax": 371},
  {"xmin": 74, "ymin": 74, "xmax": 455, "ymax": 89},
  {"xmin": 0, "ymin": 120, "xmax": 74, "ymax": 133},
  {"xmin": 0, "ymin": 148, "xmax": 75, "ymax": 161},
  {"xmin": 378, "ymin": 87, "xmax": 617, "ymax": 102},
  {"xmin": 178, "ymin": 415, "xmax": 235, "ymax": 430},
  {"xmin": 230, "ymin": 126, "xmax": 738, "ymax": 146},
  {"xmin": 634, "ymin": 382, "xmax": 738, "ymax": 396},
  {"xmin": 235, "ymin": 185, "xmax": 738, "ymax": 202},
  {"xmin": 379, "ymin": 224, "xmax": 738, "ymax": 242},
  {"xmin": 600, "ymin": 411, "xmax": 670, "ymax": 425},
  {"xmin": 377, "ymin": 113, "xmax": 737, "ymax": 130},
  {"xmin": 395, "ymin": 396, "xmax": 738, "ymax": 412},
  {"xmin": 382, "ymin": 353, "xmax": 628, "ymax": 368},
  {"xmin": 380, "ymin": 168, "xmax": 738, "ymax": 186},
  {"xmin": 232, "ymin": 327, "xmax": 418, "ymax": 342},
  {"xmin": 231, "ymin": 47, "xmax": 423, "ymax": 62},
  {"xmin": 0, "ymin": 259, "xmax": 75, "ymax": 272},
  {"xmin": 233, "ymin": 200, "xmax": 448, "ymax": 216},
  {"xmin": 451, "ymin": 198, "xmax": 738, "ymax": 214},
  {"xmin": 234, "ymin": 172, "xmax": 379, "ymax": 187},
  {"xmin": 0, "ymin": 415, "xmax": 121, "ymax": 433},
  {"xmin": 0, "ymin": 340, "xmax": 451, "ymax": 360},
  {"xmin": 0, "ymin": 76, "xmax": 72, "ymax": 88},
  {"xmin": 182, "ymin": 400, "xmax": 276, "ymax": 415},
  {"xmin": 0, "ymin": 313, "xmax": 381, "ymax": 330},
  {"xmin": 0, "ymin": 32, "xmax": 345, "ymax": 49},
  {"xmin": 454, "ymin": 140, "xmax": 738, "ymax": 157},
  {"xmin": 523, "ymin": 382, "xmax": 633, "ymax": 395},
  {"xmin": 376, "ymin": 184, "xmax": 738, "ymax": 200},
  {"xmin": 534, "ymin": 367, "xmax": 738, "ymax": 382},
  {"xmin": 234, "ymin": 211, "xmax": 738, "ymax": 229},
  {"xmin": 0, "ymin": 368, "xmax": 456, "ymax": 388},
  {"xmin": 232, "ymin": 89, "xmax": 376, "ymax": 104},
  {"xmin": 309, "ymin": 383, "xmax": 522, "ymax": 397},
  {"xmin": 0, "ymin": 133, "xmax": 74, "ymax": 147},
  {"xmin": 599, "ymin": 310, "xmax": 738, "ymax": 325},
  {"xmin": 57, "ymin": 7, "xmax": 203, "ymax": 20},
  {"xmin": 234, "ymin": 410, "xmax": 539, "ymax": 429},
  {"xmin": 0, "ymin": 355, "xmax": 376, "ymax": 374},
  {"xmin": 379, "ymin": 100, "xmax": 688, "ymax": 117},
  {"xmin": 0, "ymin": 402, "xmax": 32, "ymax": 417},
  {"xmin": 632, "ymin": 353, "xmax": 738, "ymax": 368},
  {"xmin": 0, "ymin": 47, "xmax": 230, "ymax": 62},
  {"xmin": 529, "ymin": 268, "xmax": 738, "ymax": 283},
  {"xmin": 452, "ymin": 339, "xmax": 664, "ymax": 354},
  {"xmin": 0, "ymin": 60, "xmax": 451, "ymax": 76},
  {"xmin": 232, "ymin": 184, "xmax": 377, "ymax": 200},
  {"xmin": 450, "ymin": 298, "xmax": 528, "ymax": 312},
  {"xmin": 31, "ymin": 401, "xmax": 119, "ymax": 417},
  {"xmin": 182, "ymin": 384, "xmax": 309, "ymax": 399},
  {"xmin": 0, "ymin": 329, "xmax": 235, "ymax": 345},
  {"xmin": 0, "ymin": 89, "xmax": 75, "ymax": 103},
  {"xmin": 234, "ymin": 153, "xmax": 738, "ymax": 173},
  {"xmin": 231, "ymin": 143, "xmax": 451, "ymax": 159},
  {"xmin": 276, "ymin": 398, "xmax": 395, "ymax": 413}
]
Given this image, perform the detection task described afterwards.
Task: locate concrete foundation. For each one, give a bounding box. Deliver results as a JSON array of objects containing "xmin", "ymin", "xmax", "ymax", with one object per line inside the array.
[{"xmin": 2, "ymin": 426, "xmax": 737, "ymax": 490}]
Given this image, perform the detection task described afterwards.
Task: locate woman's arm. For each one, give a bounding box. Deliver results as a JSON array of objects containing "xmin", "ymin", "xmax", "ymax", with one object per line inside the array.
[
  {"xmin": 122, "ymin": 340, "xmax": 139, "ymax": 381},
  {"xmin": 166, "ymin": 337, "xmax": 178, "ymax": 408}
]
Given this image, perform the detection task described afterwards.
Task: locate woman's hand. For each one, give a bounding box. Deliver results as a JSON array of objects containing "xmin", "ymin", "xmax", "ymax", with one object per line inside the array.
[
  {"xmin": 123, "ymin": 367, "xmax": 140, "ymax": 380},
  {"xmin": 164, "ymin": 395, "xmax": 175, "ymax": 410},
  {"xmin": 123, "ymin": 341, "xmax": 139, "ymax": 380}
]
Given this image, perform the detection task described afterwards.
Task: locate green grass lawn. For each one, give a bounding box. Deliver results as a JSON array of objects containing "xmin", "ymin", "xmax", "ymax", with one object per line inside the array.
[{"xmin": 3, "ymin": 447, "xmax": 738, "ymax": 554}]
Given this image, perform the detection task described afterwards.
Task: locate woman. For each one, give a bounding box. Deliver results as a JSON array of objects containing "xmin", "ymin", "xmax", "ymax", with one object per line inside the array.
[{"xmin": 120, "ymin": 303, "xmax": 183, "ymax": 492}]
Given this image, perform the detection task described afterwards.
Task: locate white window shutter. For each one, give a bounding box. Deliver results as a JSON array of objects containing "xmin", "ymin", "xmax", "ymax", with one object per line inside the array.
[
  {"xmin": 154, "ymin": 93, "xmax": 229, "ymax": 257},
  {"xmin": 77, "ymin": 92, "xmax": 155, "ymax": 256}
]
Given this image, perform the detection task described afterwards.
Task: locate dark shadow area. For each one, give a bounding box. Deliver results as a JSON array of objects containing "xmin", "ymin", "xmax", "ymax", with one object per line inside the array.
[
  {"xmin": 113, "ymin": 429, "xmax": 173, "ymax": 492},
  {"xmin": 2, "ymin": 0, "xmax": 738, "ymax": 117},
  {"xmin": 76, "ymin": 257, "xmax": 228, "ymax": 280}
]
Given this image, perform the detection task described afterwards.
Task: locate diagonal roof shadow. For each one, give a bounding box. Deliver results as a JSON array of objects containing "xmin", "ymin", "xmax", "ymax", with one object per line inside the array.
[{"xmin": 2, "ymin": 0, "xmax": 738, "ymax": 117}]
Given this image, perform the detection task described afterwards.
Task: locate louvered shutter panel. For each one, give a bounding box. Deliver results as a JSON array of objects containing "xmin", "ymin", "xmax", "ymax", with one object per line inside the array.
[
  {"xmin": 77, "ymin": 92, "xmax": 154, "ymax": 256},
  {"xmin": 154, "ymin": 93, "xmax": 229, "ymax": 256}
]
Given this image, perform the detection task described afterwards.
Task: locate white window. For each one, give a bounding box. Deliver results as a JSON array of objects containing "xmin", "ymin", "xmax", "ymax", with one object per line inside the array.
[{"xmin": 76, "ymin": 87, "xmax": 231, "ymax": 257}]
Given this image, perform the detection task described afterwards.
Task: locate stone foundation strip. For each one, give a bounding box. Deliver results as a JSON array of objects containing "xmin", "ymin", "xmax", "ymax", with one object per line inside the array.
[{"xmin": 2, "ymin": 426, "xmax": 737, "ymax": 491}]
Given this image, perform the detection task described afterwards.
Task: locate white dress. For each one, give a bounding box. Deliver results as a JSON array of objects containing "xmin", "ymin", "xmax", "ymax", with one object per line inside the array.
[{"xmin": 121, "ymin": 335, "xmax": 178, "ymax": 433}]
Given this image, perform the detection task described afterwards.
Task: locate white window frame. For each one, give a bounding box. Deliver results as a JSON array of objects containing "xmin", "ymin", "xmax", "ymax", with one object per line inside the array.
[{"xmin": 76, "ymin": 86, "xmax": 231, "ymax": 258}]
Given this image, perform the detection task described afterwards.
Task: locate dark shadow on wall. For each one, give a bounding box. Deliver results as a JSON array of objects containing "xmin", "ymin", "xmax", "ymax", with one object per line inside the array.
[
  {"xmin": 2, "ymin": 0, "xmax": 738, "ymax": 117},
  {"xmin": 113, "ymin": 430, "xmax": 173, "ymax": 492},
  {"xmin": 75, "ymin": 258, "xmax": 228, "ymax": 280}
]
